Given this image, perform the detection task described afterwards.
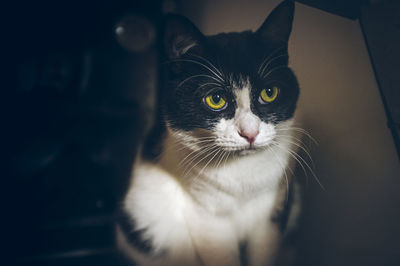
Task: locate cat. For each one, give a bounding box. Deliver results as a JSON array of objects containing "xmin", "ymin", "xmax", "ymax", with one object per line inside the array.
[{"xmin": 116, "ymin": 1, "xmax": 302, "ymax": 265}]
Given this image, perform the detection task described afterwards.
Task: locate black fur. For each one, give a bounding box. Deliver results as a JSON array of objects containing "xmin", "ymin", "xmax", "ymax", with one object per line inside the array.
[
  {"xmin": 122, "ymin": 1, "xmax": 299, "ymax": 263},
  {"xmin": 239, "ymin": 241, "xmax": 249, "ymax": 266},
  {"xmin": 117, "ymin": 209, "xmax": 154, "ymax": 254},
  {"xmin": 162, "ymin": 0, "xmax": 298, "ymax": 132},
  {"xmin": 271, "ymin": 181, "xmax": 295, "ymax": 233},
  {"xmin": 141, "ymin": 121, "xmax": 166, "ymax": 161}
]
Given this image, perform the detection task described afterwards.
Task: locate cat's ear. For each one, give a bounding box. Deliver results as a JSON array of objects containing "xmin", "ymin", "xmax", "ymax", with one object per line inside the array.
[
  {"xmin": 164, "ymin": 14, "xmax": 205, "ymax": 59},
  {"xmin": 256, "ymin": 0, "xmax": 295, "ymax": 44}
]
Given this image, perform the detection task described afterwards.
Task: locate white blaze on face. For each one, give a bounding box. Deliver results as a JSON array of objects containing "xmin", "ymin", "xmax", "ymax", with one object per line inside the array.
[
  {"xmin": 214, "ymin": 77, "xmax": 276, "ymax": 151},
  {"xmin": 234, "ymin": 86, "xmax": 260, "ymax": 140}
]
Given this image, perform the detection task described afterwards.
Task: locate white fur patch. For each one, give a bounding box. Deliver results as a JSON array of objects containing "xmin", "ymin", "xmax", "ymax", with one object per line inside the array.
[
  {"xmin": 119, "ymin": 76, "xmax": 299, "ymax": 265},
  {"xmin": 214, "ymin": 77, "xmax": 276, "ymax": 153},
  {"xmin": 119, "ymin": 118, "xmax": 298, "ymax": 265}
]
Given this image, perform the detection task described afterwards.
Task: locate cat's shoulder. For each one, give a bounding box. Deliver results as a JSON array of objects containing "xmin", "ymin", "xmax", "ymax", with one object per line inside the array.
[{"xmin": 128, "ymin": 159, "xmax": 185, "ymax": 203}]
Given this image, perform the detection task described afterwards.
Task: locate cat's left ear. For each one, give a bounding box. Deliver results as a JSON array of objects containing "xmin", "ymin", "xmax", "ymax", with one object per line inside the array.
[
  {"xmin": 164, "ymin": 14, "xmax": 205, "ymax": 59},
  {"xmin": 256, "ymin": 0, "xmax": 295, "ymax": 44}
]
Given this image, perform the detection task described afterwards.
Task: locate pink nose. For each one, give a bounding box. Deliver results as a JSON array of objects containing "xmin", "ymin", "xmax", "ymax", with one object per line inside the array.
[{"xmin": 238, "ymin": 130, "xmax": 259, "ymax": 144}]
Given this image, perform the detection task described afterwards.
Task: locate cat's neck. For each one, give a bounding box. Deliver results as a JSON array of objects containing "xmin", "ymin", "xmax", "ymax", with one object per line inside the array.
[{"xmin": 158, "ymin": 128, "xmax": 295, "ymax": 207}]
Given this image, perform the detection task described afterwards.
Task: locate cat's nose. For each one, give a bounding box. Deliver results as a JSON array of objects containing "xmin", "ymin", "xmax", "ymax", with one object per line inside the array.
[{"xmin": 238, "ymin": 129, "xmax": 259, "ymax": 144}]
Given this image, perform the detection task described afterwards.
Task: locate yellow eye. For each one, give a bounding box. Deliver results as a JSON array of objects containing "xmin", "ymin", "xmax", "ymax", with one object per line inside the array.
[
  {"xmin": 259, "ymin": 86, "xmax": 279, "ymax": 103},
  {"xmin": 204, "ymin": 93, "xmax": 227, "ymax": 111}
]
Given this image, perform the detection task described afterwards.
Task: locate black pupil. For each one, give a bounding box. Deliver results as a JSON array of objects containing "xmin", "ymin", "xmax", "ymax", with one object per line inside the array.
[
  {"xmin": 266, "ymin": 88, "xmax": 274, "ymax": 97},
  {"xmin": 212, "ymin": 94, "xmax": 221, "ymax": 103}
]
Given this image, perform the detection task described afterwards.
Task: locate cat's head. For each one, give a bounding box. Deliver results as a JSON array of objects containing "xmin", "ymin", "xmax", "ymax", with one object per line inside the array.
[{"xmin": 162, "ymin": 0, "xmax": 299, "ymax": 155}]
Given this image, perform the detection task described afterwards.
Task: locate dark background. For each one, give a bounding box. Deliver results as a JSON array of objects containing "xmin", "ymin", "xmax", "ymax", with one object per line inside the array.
[{"xmin": 5, "ymin": 0, "xmax": 400, "ymax": 265}]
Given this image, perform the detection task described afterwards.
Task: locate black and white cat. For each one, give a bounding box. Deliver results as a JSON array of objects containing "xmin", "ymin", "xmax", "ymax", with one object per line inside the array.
[{"xmin": 117, "ymin": 1, "xmax": 302, "ymax": 265}]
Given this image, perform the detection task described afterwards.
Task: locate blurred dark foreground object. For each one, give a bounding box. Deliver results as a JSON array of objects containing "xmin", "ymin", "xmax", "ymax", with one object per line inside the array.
[{"xmin": 5, "ymin": 0, "xmax": 162, "ymax": 265}]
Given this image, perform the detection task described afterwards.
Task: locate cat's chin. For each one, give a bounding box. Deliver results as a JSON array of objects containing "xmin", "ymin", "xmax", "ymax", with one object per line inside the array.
[
  {"xmin": 238, "ymin": 149, "xmax": 258, "ymax": 156},
  {"xmin": 234, "ymin": 145, "xmax": 265, "ymax": 156},
  {"xmin": 219, "ymin": 145, "xmax": 265, "ymax": 156}
]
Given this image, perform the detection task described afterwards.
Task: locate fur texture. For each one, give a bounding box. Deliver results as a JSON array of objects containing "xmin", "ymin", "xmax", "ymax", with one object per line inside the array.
[{"xmin": 117, "ymin": 1, "xmax": 302, "ymax": 265}]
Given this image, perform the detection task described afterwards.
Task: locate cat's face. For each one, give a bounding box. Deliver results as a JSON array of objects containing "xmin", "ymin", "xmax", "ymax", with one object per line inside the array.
[{"xmin": 163, "ymin": 1, "xmax": 298, "ymax": 155}]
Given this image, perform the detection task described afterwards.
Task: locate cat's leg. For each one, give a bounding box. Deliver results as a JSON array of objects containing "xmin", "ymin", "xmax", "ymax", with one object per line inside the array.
[
  {"xmin": 119, "ymin": 163, "xmax": 205, "ymax": 266},
  {"xmin": 247, "ymin": 221, "xmax": 281, "ymax": 266},
  {"xmin": 191, "ymin": 226, "xmax": 241, "ymax": 266},
  {"xmin": 161, "ymin": 228, "xmax": 203, "ymax": 266},
  {"xmin": 186, "ymin": 211, "xmax": 241, "ymax": 266}
]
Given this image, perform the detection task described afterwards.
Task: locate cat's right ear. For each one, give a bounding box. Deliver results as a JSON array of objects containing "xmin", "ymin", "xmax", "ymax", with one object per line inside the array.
[
  {"xmin": 256, "ymin": 0, "xmax": 295, "ymax": 44},
  {"xmin": 163, "ymin": 14, "xmax": 205, "ymax": 59}
]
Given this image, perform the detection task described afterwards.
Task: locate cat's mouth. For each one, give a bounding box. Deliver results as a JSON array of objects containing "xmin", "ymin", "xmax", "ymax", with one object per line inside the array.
[
  {"xmin": 238, "ymin": 148, "xmax": 258, "ymax": 155},
  {"xmin": 221, "ymin": 144, "xmax": 261, "ymax": 155}
]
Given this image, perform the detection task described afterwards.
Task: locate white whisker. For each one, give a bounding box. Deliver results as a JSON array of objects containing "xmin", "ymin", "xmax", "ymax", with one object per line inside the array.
[
  {"xmin": 214, "ymin": 150, "xmax": 227, "ymax": 169},
  {"xmin": 262, "ymin": 65, "xmax": 288, "ymax": 79},
  {"xmin": 278, "ymin": 126, "xmax": 318, "ymax": 145},
  {"xmin": 182, "ymin": 146, "xmax": 219, "ymax": 179},
  {"xmin": 170, "ymin": 58, "xmax": 224, "ymax": 82},
  {"xmin": 272, "ymin": 140, "xmax": 325, "ymax": 190},
  {"xmin": 257, "ymin": 46, "xmax": 286, "ymax": 75},
  {"xmin": 269, "ymin": 144, "xmax": 290, "ymax": 201},
  {"xmin": 178, "ymin": 74, "xmax": 223, "ymax": 88},
  {"xmin": 197, "ymin": 148, "xmax": 222, "ymax": 176},
  {"xmin": 259, "ymin": 54, "xmax": 288, "ymax": 77},
  {"xmin": 187, "ymin": 53, "xmax": 224, "ymax": 77},
  {"xmin": 274, "ymin": 134, "xmax": 315, "ymax": 168},
  {"xmin": 179, "ymin": 144, "xmax": 215, "ymax": 169}
]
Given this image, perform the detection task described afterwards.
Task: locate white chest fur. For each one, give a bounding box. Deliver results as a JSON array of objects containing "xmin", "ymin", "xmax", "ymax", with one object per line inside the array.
[{"xmin": 120, "ymin": 130, "xmax": 294, "ymax": 266}]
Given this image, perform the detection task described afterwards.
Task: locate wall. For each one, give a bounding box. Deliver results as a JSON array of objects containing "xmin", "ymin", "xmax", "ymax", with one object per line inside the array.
[{"xmin": 179, "ymin": 1, "xmax": 400, "ymax": 265}]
